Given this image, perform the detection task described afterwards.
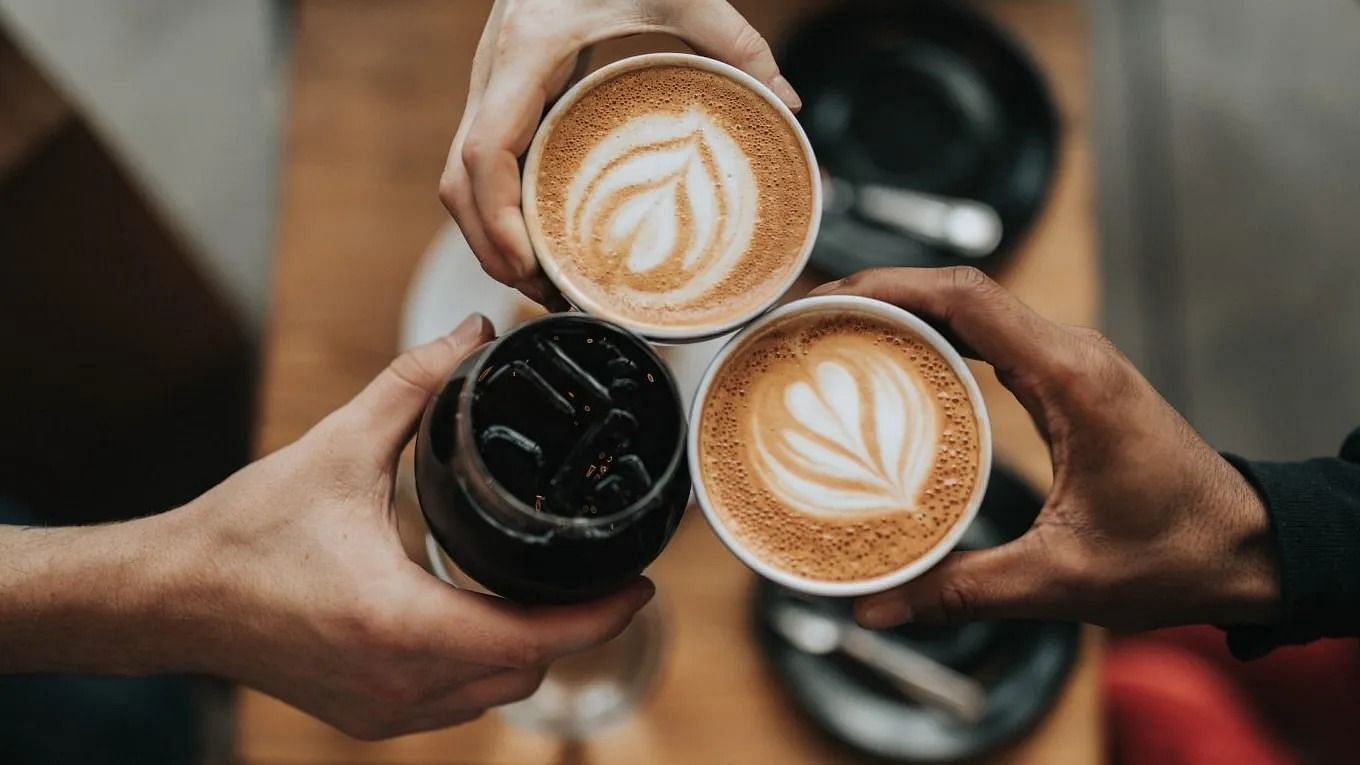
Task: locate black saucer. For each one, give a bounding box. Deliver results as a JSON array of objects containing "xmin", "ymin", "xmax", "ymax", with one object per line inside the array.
[
  {"xmin": 752, "ymin": 466, "xmax": 1079, "ymax": 762},
  {"xmin": 779, "ymin": 1, "xmax": 1059, "ymax": 275}
]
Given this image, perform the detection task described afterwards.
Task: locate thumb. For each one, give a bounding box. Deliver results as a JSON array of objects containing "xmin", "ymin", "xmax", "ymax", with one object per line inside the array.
[
  {"xmin": 853, "ymin": 535, "xmax": 1058, "ymax": 628},
  {"xmin": 813, "ymin": 267, "xmax": 1084, "ymax": 427},
  {"xmin": 667, "ymin": 0, "xmax": 801, "ymax": 111},
  {"xmin": 338, "ymin": 314, "xmax": 494, "ymax": 458}
]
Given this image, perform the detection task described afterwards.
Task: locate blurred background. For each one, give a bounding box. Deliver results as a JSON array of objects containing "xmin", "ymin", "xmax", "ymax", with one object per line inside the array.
[
  {"xmin": 1, "ymin": 1, "xmax": 1357, "ymax": 764},
  {"xmin": 5, "ymin": 0, "xmax": 1356, "ymax": 464}
]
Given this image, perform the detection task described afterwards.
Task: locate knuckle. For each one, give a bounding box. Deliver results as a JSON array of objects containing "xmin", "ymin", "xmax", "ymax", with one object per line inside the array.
[
  {"xmin": 1049, "ymin": 327, "xmax": 1132, "ymax": 408},
  {"xmin": 493, "ymin": 17, "xmax": 528, "ymax": 55},
  {"xmin": 499, "ymin": 8, "xmax": 552, "ymax": 44},
  {"xmin": 1069, "ymin": 326, "xmax": 1122, "ymax": 367},
  {"xmin": 438, "ymin": 172, "xmax": 464, "ymax": 214},
  {"xmin": 345, "ymin": 602, "xmax": 393, "ymax": 646},
  {"xmin": 840, "ymin": 267, "xmax": 891, "ymax": 294},
  {"xmin": 505, "ymin": 256, "xmax": 539, "ymax": 285},
  {"xmin": 480, "ymin": 213, "xmax": 519, "ymax": 255},
  {"xmin": 340, "ymin": 599, "xmax": 414, "ymax": 660},
  {"xmin": 1044, "ymin": 348, "xmax": 1087, "ymax": 393},
  {"xmin": 838, "ymin": 270, "xmax": 870, "ymax": 292},
  {"xmin": 478, "ymin": 256, "xmax": 520, "ymax": 287},
  {"xmin": 945, "ymin": 265, "xmax": 995, "ymax": 296},
  {"xmin": 933, "ymin": 579, "xmax": 977, "ymax": 625},
  {"xmin": 730, "ymin": 24, "xmax": 773, "ymax": 67},
  {"xmin": 386, "ymin": 348, "xmax": 441, "ymax": 398},
  {"xmin": 460, "ymin": 130, "xmax": 490, "ymax": 171},
  {"xmin": 1029, "ymin": 526, "xmax": 1087, "ymax": 596}
]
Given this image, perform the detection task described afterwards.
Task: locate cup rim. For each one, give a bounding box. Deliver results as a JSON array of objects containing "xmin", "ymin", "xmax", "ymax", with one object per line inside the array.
[
  {"xmin": 686, "ymin": 294, "xmax": 993, "ymax": 597},
  {"xmin": 521, "ymin": 52, "xmax": 823, "ymax": 343}
]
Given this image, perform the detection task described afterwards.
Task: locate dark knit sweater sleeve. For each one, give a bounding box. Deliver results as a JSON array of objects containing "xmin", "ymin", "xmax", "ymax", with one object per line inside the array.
[{"xmin": 1220, "ymin": 428, "xmax": 1360, "ymax": 659}]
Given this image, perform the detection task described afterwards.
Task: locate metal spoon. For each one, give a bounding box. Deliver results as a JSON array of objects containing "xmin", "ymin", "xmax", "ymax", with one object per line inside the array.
[
  {"xmin": 771, "ymin": 602, "xmax": 988, "ymax": 723},
  {"xmin": 822, "ymin": 171, "xmax": 1003, "ymax": 258}
]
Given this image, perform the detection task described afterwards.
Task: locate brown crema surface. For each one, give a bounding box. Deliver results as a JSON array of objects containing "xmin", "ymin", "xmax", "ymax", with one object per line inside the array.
[
  {"xmin": 533, "ymin": 64, "xmax": 814, "ymax": 331},
  {"xmin": 699, "ymin": 310, "xmax": 983, "ymax": 582}
]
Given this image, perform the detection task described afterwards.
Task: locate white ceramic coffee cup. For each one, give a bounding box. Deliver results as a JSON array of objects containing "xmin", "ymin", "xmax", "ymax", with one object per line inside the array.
[
  {"xmin": 687, "ymin": 295, "xmax": 993, "ymax": 597},
  {"xmin": 521, "ymin": 52, "xmax": 822, "ymax": 343}
]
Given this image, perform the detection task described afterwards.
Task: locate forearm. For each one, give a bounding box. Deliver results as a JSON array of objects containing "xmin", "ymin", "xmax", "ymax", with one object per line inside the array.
[{"xmin": 0, "ymin": 510, "xmax": 206, "ymax": 675}]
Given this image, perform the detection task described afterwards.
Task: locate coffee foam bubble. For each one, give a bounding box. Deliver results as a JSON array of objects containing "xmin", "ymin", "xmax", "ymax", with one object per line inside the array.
[
  {"xmin": 534, "ymin": 65, "xmax": 814, "ymax": 332},
  {"xmin": 699, "ymin": 310, "xmax": 982, "ymax": 582}
]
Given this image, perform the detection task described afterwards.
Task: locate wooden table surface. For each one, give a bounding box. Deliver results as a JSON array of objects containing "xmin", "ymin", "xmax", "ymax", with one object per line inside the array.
[{"xmin": 241, "ymin": 1, "xmax": 1101, "ymax": 762}]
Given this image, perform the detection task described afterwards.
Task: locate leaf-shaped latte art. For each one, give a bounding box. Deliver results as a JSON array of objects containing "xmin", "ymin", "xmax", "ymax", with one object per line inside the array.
[
  {"xmin": 563, "ymin": 110, "xmax": 757, "ymax": 307},
  {"xmin": 751, "ymin": 347, "xmax": 940, "ymax": 518}
]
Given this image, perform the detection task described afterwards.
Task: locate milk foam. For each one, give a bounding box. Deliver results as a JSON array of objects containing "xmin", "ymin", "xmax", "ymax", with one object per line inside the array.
[
  {"xmin": 531, "ymin": 64, "xmax": 815, "ymax": 334},
  {"xmin": 698, "ymin": 310, "xmax": 983, "ymax": 582},
  {"xmin": 564, "ymin": 109, "xmax": 757, "ymax": 309},
  {"xmin": 752, "ymin": 349, "xmax": 940, "ymax": 517}
]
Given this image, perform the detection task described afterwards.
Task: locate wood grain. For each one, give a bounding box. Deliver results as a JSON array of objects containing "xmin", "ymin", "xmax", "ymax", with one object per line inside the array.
[{"xmin": 242, "ymin": 1, "xmax": 1101, "ymax": 762}]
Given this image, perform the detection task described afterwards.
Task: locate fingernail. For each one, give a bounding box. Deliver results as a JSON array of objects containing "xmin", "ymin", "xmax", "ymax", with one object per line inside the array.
[
  {"xmin": 771, "ymin": 75, "xmax": 802, "ymax": 111},
  {"xmin": 810, "ymin": 278, "xmax": 843, "ymax": 296},
  {"xmin": 858, "ymin": 599, "xmax": 911, "ymax": 629},
  {"xmin": 450, "ymin": 313, "xmax": 489, "ymax": 343}
]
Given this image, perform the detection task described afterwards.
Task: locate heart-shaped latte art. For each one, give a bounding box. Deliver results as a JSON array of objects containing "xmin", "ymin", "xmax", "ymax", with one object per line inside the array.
[
  {"xmin": 750, "ymin": 346, "xmax": 940, "ymax": 517},
  {"xmin": 564, "ymin": 109, "xmax": 757, "ymax": 307}
]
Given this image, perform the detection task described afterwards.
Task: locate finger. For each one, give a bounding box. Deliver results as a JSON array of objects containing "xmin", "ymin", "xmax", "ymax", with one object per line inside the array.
[
  {"xmin": 852, "ymin": 538, "xmax": 1058, "ymax": 628},
  {"xmin": 385, "ymin": 707, "xmax": 485, "ymax": 738},
  {"xmin": 440, "ymin": 0, "xmax": 525, "ymax": 285},
  {"xmin": 430, "ymin": 658, "xmax": 508, "ymax": 689},
  {"xmin": 463, "ymin": 48, "xmax": 580, "ymax": 286},
  {"xmin": 440, "ymin": 159, "xmax": 523, "ymax": 287},
  {"xmin": 440, "ymin": 667, "xmax": 547, "ymax": 713},
  {"xmin": 426, "ymin": 577, "xmax": 655, "ymax": 669},
  {"xmin": 337, "ymin": 314, "xmax": 494, "ymax": 457},
  {"xmin": 465, "ymin": 0, "xmax": 508, "ymax": 102},
  {"xmin": 813, "ymin": 267, "xmax": 1076, "ymax": 391},
  {"xmin": 666, "ymin": 0, "xmax": 800, "ymax": 110},
  {"xmin": 514, "ymin": 272, "xmax": 568, "ymax": 311}
]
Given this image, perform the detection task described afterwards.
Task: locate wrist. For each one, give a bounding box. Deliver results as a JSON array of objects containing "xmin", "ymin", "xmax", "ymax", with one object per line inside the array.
[
  {"xmin": 126, "ymin": 498, "xmax": 252, "ymax": 677},
  {"xmin": 1207, "ymin": 456, "xmax": 1281, "ymax": 625}
]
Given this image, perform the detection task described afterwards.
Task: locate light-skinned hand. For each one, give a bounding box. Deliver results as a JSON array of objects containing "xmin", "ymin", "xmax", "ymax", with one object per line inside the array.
[
  {"xmin": 0, "ymin": 314, "xmax": 654, "ymax": 740},
  {"xmin": 440, "ymin": 0, "xmax": 801, "ymax": 306}
]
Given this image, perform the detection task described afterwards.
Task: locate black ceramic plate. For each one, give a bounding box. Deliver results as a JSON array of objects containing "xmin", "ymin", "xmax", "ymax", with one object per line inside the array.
[
  {"xmin": 752, "ymin": 466, "xmax": 1079, "ymax": 762},
  {"xmin": 780, "ymin": 1, "xmax": 1059, "ymax": 275}
]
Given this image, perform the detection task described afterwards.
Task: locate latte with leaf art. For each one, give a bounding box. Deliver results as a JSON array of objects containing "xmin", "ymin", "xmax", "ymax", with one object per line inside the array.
[
  {"xmin": 525, "ymin": 56, "xmax": 817, "ymax": 340},
  {"xmin": 697, "ymin": 307, "xmax": 984, "ymax": 582}
]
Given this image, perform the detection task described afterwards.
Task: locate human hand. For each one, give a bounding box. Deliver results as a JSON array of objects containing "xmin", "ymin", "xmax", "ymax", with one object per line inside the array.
[
  {"xmin": 439, "ymin": 0, "xmax": 801, "ymax": 306},
  {"xmin": 813, "ymin": 268, "xmax": 1281, "ymax": 632},
  {"xmin": 158, "ymin": 314, "xmax": 654, "ymax": 739}
]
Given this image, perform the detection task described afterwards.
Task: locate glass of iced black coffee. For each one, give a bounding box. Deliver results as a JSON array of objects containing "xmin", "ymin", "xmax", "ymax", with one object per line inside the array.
[{"xmin": 415, "ymin": 313, "xmax": 688, "ymax": 735}]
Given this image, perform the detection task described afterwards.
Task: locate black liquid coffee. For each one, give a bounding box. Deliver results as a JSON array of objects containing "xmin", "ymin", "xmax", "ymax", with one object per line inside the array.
[
  {"xmin": 471, "ymin": 321, "xmax": 680, "ymax": 519},
  {"xmin": 417, "ymin": 315, "xmax": 689, "ymax": 604}
]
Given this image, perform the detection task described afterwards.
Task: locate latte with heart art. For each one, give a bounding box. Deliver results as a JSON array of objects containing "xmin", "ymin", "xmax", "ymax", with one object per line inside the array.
[
  {"xmin": 523, "ymin": 54, "xmax": 819, "ymax": 340},
  {"xmin": 696, "ymin": 305, "xmax": 986, "ymax": 582}
]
